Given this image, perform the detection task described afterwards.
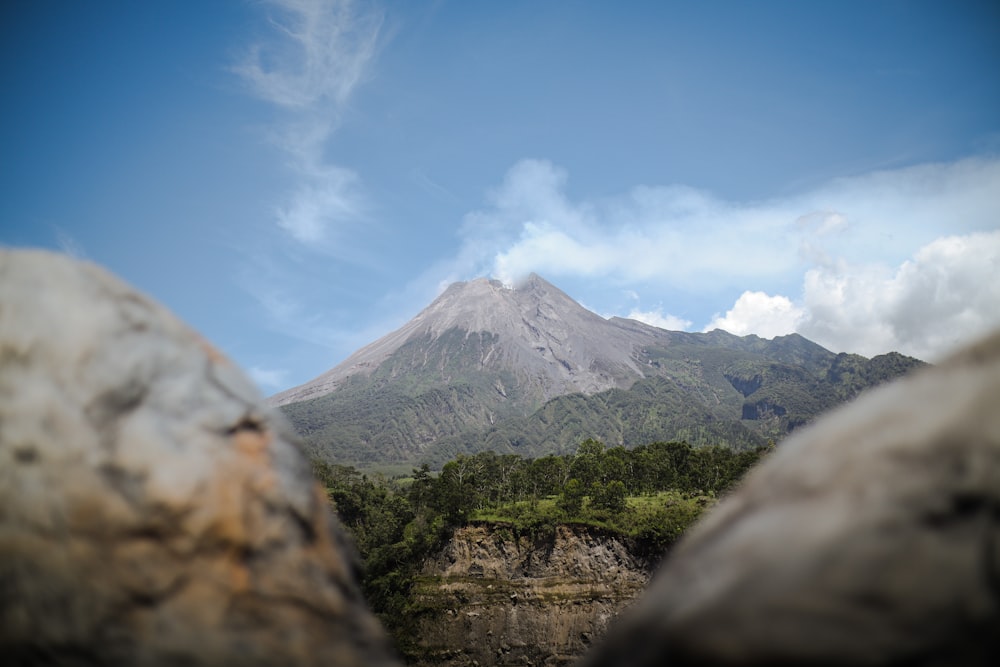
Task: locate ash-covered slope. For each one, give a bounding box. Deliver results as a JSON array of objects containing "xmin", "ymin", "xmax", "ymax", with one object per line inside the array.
[
  {"xmin": 270, "ymin": 274, "xmax": 667, "ymax": 408},
  {"xmin": 273, "ymin": 274, "xmax": 924, "ymax": 467}
]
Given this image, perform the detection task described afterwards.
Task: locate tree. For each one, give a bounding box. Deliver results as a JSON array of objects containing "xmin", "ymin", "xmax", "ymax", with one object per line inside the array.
[
  {"xmin": 527, "ymin": 455, "xmax": 569, "ymax": 498},
  {"xmin": 570, "ymin": 438, "xmax": 605, "ymax": 488},
  {"xmin": 408, "ymin": 463, "xmax": 435, "ymax": 510},
  {"xmin": 558, "ymin": 478, "xmax": 585, "ymax": 516},
  {"xmin": 436, "ymin": 455, "xmax": 482, "ymax": 522},
  {"xmin": 591, "ymin": 480, "xmax": 627, "ymax": 514}
]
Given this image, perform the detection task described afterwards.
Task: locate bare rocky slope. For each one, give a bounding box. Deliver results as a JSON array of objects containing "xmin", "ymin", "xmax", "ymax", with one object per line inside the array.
[
  {"xmin": 269, "ymin": 274, "xmax": 663, "ymax": 408},
  {"xmin": 271, "ymin": 274, "xmax": 924, "ymax": 467}
]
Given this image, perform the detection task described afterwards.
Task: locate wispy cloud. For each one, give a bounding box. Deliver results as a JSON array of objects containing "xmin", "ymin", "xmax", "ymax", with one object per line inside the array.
[
  {"xmin": 234, "ymin": 240, "xmax": 418, "ymax": 376},
  {"xmin": 627, "ymin": 307, "xmax": 693, "ymax": 332},
  {"xmin": 52, "ymin": 226, "xmax": 87, "ymax": 259},
  {"xmin": 248, "ymin": 365, "xmax": 290, "ymax": 393},
  {"xmin": 235, "ymin": 0, "xmax": 383, "ymax": 247},
  {"xmin": 276, "ymin": 167, "xmax": 362, "ymax": 243},
  {"xmin": 231, "ymin": 0, "xmax": 388, "ymax": 367},
  {"xmin": 235, "ymin": 0, "xmax": 381, "ymax": 109},
  {"xmin": 454, "ymin": 157, "xmax": 1000, "ymax": 360}
]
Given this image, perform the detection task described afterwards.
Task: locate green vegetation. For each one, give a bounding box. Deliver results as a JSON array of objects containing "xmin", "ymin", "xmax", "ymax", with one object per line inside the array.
[
  {"xmin": 472, "ymin": 491, "xmax": 713, "ymax": 552},
  {"xmin": 312, "ymin": 438, "xmax": 768, "ymax": 648}
]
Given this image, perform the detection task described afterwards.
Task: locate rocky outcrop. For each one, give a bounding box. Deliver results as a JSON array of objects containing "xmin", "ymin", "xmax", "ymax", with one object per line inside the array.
[
  {"xmin": 723, "ymin": 371, "xmax": 762, "ymax": 398},
  {"xmin": 582, "ymin": 329, "xmax": 1000, "ymax": 666},
  {"xmin": 739, "ymin": 398, "xmax": 786, "ymax": 420},
  {"xmin": 406, "ymin": 524, "xmax": 655, "ymax": 666},
  {"xmin": 0, "ymin": 249, "xmax": 399, "ymax": 666}
]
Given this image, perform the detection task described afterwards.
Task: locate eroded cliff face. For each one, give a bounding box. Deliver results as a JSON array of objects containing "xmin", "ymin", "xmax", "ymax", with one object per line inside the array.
[{"xmin": 404, "ymin": 524, "xmax": 656, "ymax": 666}]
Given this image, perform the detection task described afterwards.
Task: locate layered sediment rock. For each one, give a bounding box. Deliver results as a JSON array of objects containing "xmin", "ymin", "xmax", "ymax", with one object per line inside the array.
[
  {"xmin": 0, "ymin": 249, "xmax": 399, "ymax": 666},
  {"xmin": 409, "ymin": 524, "xmax": 655, "ymax": 666}
]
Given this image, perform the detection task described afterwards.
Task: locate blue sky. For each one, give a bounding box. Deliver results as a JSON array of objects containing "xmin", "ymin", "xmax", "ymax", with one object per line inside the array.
[{"xmin": 2, "ymin": 1, "xmax": 999, "ymax": 394}]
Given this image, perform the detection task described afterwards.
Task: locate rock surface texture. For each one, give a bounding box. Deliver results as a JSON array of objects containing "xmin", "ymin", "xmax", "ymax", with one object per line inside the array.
[
  {"xmin": 410, "ymin": 524, "xmax": 655, "ymax": 666},
  {"xmin": 581, "ymin": 330, "xmax": 1000, "ymax": 666},
  {"xmin": 0, "ymin": 249, "xmax": 399, "ymax": 666}
]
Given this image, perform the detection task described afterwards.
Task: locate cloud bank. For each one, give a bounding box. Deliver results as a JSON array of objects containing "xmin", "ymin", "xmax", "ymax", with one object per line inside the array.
[
  {"xmin": 456, "ymin": 157, "xmax": 1000, "ymax": 361},
  {"xmin": 704, "ymin": 292, "xmax": 803, "ymax": 340}
]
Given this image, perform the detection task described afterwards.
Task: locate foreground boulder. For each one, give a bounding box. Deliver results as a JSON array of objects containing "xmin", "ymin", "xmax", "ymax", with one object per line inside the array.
[
  {"xmin": 582, "ymin": 329, "xmax": 1000, "ymax": 666},
  {"xmin": 0, "ymin": 249, "xmax": 400, "ymax": 666}
]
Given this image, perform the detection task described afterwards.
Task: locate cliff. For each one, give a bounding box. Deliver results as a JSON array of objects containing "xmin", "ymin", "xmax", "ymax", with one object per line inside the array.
[{"xmin": 403, "ymin": 524, "xmax": 656, "ymax": 666}]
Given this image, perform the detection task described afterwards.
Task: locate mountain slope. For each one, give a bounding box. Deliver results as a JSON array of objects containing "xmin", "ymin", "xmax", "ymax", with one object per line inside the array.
[
  {"xmin": 273, "ymin": 274, "xmax": 925, "ymax": 467},
  {"xmin": 271, "ymin": 275, "xmax": 662, "ymax": 407}
]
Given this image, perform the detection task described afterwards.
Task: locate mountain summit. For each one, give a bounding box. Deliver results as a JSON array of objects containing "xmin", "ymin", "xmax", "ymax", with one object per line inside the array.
[
  {"xmin": 273, "ymin": 275, "xmax": 924, "ymax": 467},
  {"xmin": 270, "ymin": 274, "xmax": 667, "ymax": 407}
]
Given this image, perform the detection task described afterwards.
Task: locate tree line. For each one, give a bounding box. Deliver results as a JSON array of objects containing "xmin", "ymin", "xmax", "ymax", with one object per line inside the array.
[
  {"xmin": 310, "ymin": 438, "xmax": 768, "ymax": 646},
  {"xmin": 422, "ymin": 439, "xmax": 766, "ymax": 523}
]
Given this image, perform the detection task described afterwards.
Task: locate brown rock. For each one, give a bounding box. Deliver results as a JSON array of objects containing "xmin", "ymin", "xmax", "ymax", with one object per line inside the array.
[
  {"xmin": 580, "ymin": 330, "xmax": 1000, "ymax": 666},
  {"xmin": 410, "ymin": 524, "xmax": 654, "ymax": 666},
  {"xmin": 0, "ymin": 249, "xmax": 400, "ymax": 666}
]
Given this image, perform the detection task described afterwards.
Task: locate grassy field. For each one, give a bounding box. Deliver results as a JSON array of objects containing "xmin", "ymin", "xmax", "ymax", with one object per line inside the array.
[{"xmin": 470, "ymin": 490, "xmax": 716, "ymax": 545}]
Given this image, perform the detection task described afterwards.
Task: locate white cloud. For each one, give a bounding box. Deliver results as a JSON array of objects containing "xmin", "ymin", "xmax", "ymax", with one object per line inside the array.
[
  {"xmin": 704, "ymin": 292, "xmax": 804, "ymax": 339},
  {"xmin": 474, "ymin": 157, "xmax": 1000, "ymax": 289},
  {"xmin": 248, "ymin": 365, "xmax": 289, "ymax": 393},
  {"xmin": 275, "ymin": 167, "xmax": 361, "ymax": 243},
  {"xmin": 452, "ymin": 156, "xmax": 1000, "ymax": 360},
  {"xmin": 235, "ymin": 0, "xmax": 382, "ymax": 109},
  {"xmin": 480, "ymin": 160, "xmax": 798, "ymax": 288},
  {"xmin": 627, "ymin": 308, "xmax": 693, "ymax": 331},
  {"xmin": 700, "ymin": 230, "xmax": 1000, "ymax": 360},
  {"xmin": 796, "ymin": 230, "xmax": 1000, "ymax": 360},
  {"xmin": 236, "ymin": 0, "xmax": 383, "ymax": 246}
]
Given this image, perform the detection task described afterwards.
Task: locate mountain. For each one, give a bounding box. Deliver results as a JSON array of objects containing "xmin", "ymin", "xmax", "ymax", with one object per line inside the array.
[
  {"xmin": 270, "ymin": 274, "xmax": 665, "ymax": 407},
  {"xmin": 272, "ymin": 274, "xmax": 925, "ymax": 467}
]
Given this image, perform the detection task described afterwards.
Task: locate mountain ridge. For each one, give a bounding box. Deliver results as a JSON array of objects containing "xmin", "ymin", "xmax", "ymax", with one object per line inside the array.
[{"xmin": 273, "ymin": 274, "xmax": 925, "ymax": 467}]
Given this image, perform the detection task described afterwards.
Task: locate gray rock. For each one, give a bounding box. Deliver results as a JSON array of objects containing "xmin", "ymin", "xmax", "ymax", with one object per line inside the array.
[
  {"xmin": 0, "ymin": 249, "xmax": 400, "ymax": 666},
  {"xmin": 580, "ymin": 330, "xmax": 1000, "ymax": 666}
]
